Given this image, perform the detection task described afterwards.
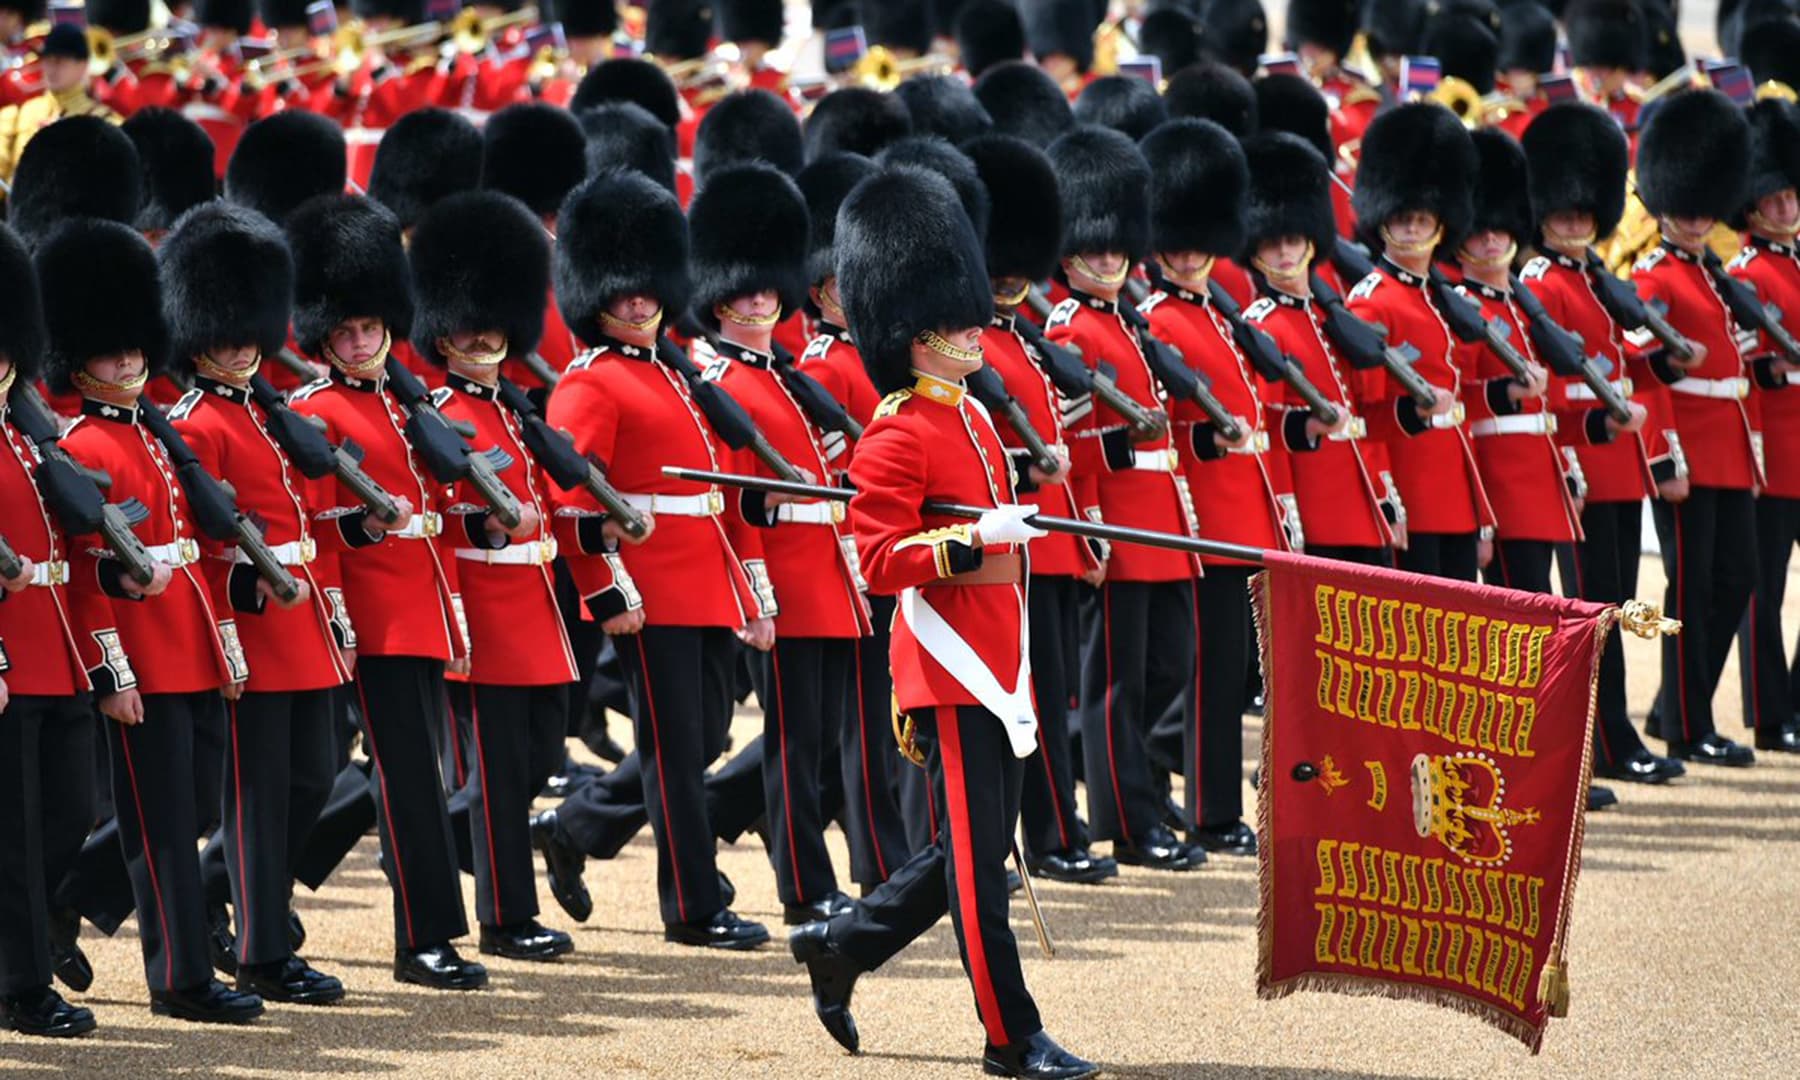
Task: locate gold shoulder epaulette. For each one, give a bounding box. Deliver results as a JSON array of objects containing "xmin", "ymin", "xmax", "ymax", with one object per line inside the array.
[{"xmin": 872, "ymin": 387, "xmax": 913, "ymax": 419}]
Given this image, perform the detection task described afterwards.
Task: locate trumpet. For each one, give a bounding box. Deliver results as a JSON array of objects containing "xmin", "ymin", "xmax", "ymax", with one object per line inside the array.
[
  {"xmin": 849, "ymin": 45, "xmax": 952, "ymax": 91},
  {"xmin": 284, "ymin": 18, "xmax": 445, "ymax": 81},
  {"xmin": 447, "ymin": 4, "xmax": 539, "ymax": 54},
  {"xmin": 1427, "ymin": 75, "xmax": 1485, "ymax": 126}
]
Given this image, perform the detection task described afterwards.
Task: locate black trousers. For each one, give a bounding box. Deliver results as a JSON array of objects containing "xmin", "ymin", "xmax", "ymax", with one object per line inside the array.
[
  {"xmin": 617, "ymin": 625, "xmax": 735, "ymax": 925},
  {"xmin": 1739, "ymin": 495, "xmax": 1800, "ymax": 734},
  {"xmin": 1079, "ymin": 579, "xmax": 1195, "ymax": 846},
  {"xmin": 1556, "ymin": 501, "xmax": 1652, "ymax": 764},
  {"xmin": 1307, "ymin": 544, "xmax": 1392, "ymax": 567},
  {"xmin": 108, "ymin": 691, "xmax": 219, "ymax": 992},
  {"xmin": 1020, "ymin": 576, "xmax": 1088, "ymax": 858},
  {"xmin": 553, "ymin": 740, "xmax": 765, "ymax": 860},
  {"xmin": 221, "ymin": 688, "xmax": 335, "ymax": 967},
  {"xmin": 829, "ymin": 705, "xmax": 1042, "ymax": 1047},
  {"xmin": 1485, "ymin": 539, "xmax": 1554, "ymax": 594},
  {"xmin": 758, "ymin": 639, "xmax": 850, "ymax": 906},
  {"xmin": 839, "ymin": 594, "xmax": 911, "ymax": 886},
  {"xmin": 355, "ymin": 655, "xmax": 466, "ymax": 949},
  {"xmin": 0, "ymin": 695, "xmax": 94, "ymax": 995},
  {"xmin": 1192, "ymin": 567, "xmax": 1254, "ymax": 829},
  {"xmin": 1397, "ymin": 531, "xmax": 1479, "ymax": 582},
  {"xmin": 1652, "ymin": 487, "xmax": 1759, "ymax": 743},
  {"xmin": 458, "ymin": 683, "xmax": 569, "ymax": 928},
  {"xmin": 442, "ymin": 682, "xmax": 474, "ymax": 796}
]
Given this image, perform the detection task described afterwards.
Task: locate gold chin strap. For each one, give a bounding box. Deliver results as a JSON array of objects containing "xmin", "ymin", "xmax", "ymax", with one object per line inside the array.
[
  {"xmin": 439, "ymin": 337, "xmax": 508, "ymax": 367},
  {"xmin": 1070, "ymin": 255, "xmax": 1130, "ymax": 286},
  {"xmin": 1379, "ymin": 223, "xmax": 1444, "ymax": 257},
  {"xmin": 325, "ymin": 329, "xmax": 393, "ymax": 378},
  {"xmin": 993, "ymin": 280, "xmax": 1030, "ymax": 307},
  {"xmin": 71, "ymin": 368, "xmax": 148, "ymax": 395},
  {"xmin": 1543, "ymin": 224, "xmax": 1598, "ymax": 252},
  {"xmin": 195, "ymin": 351, "xmax": 262, "ymax": 383},
  {"xmin": 917, "ymin": 329, "xmax": 983, "ymax": 364},
  {"xmin": 0, "ymin": 365, "xmax": 14, "ymax": 400},
  {"xmin": 1252, "ymin": 242, "xmax": 1315, "ymax": 288},
  {"xmin": 1458, "ymin": 240, "xmax": 1519, "ymax": 271},
  {"xmin": 1157, "ymin": 254, "xmax": 1215, "ymax": 290},
  {"xmin": 715, "ymin": 302, "xmax": 781, "ymax": 327},
  {"xmin": 600, "ymin": 305, "xmax": 664, "ymax": 336},
  {"xmin": 1749, "ymin": 210, "xmax": 1800, "ymax": 243}
]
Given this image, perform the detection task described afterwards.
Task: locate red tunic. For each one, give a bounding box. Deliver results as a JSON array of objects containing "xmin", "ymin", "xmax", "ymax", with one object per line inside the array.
[
  {"xmin": 1044, "ymin": 291, "xmax": 1199, "ymax": 582},
  {"xmin": 800, "ymin": 324, "xmax": 884, "ymax": 433},
  {"xmin": 1732, "ymin": 237, "xmax": 1800, "ymax": 499},
  {"xmin": 0, "ymin": 406, "xmax": 89, "ymax": 697},
  {"xmin": 1319, "ymin": 70, "xmax": 1380, "ymax": 156}
]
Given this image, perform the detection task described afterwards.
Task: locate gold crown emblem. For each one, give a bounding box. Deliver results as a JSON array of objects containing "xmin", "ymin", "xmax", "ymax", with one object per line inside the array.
[{"xmin": 1409, "ymin": 753, "xmax": 1539, "ymax": 866}]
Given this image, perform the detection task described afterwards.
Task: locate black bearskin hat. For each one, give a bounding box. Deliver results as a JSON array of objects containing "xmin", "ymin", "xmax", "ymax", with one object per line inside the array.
[
  {"xmin": 580, "ymin": 102, "xmax": 679, "ymax": 193},
  {"xmin": 868, "ymin": 0, "xmax": 934, "ymax": 54},
  {"xmin": 1201, "ymin": 0, "xmax": 1268, "ymax": 74},
  {"xmin": 122, "ymin": 109, "xmax": 216, "ymax": 235},
  {"xmin": 8, "ymin": 116, "xmax": 141, "ymax": 248},
  {"xmin": 798, "ymin": 152, "xmax": 876, "ymax": 285},
  {"xmin": 1047, "ymin": 124, "xmax": 1151, "ymax": 260},
  {"xmin": 1636, "ymin": 89, "xmax": 1751, "ymax": 221},
  {"xmin": 1362, "ymin": 0, "xmax": 1427, "ymax": 58},
  {"xmin": 688, "ymin": 162, "xmax": 810, "ymax": 328},
  {"xmin": 86, "ymin": 0, "xmax": 150, "ymax": 32},
  {"xmin": 1023, "ymin": 0, "xmax": 1096, "ymax": 70},
  {"xmin": 930, "ymin": 0, "xmax": 968, "ymax": 37},
  {"xmin": 836, "ymin": 166, "xmax": 992, "ymax": 394},
  {"xmin": 813, "ymin": 0, "xmax": 858, "ymax": 28},
  {"xmin": 554, "ymin": 0, "xmax": 619, "ymax": 37},
  {"xmin": 1138, "ymin": 6, "xmax": 1206, "ymax": 74},
  {"xmin": 1720, "ymin": 0, "xmax": 1796, "ymax": 60},
  {"xmin": 572, "ymin": 58, "xmax": 682, "ymax": 129},
  {"xmin": 695, "ymin": 89, "xmax": 805, "ymax": 183},
  {"xmin": 408, "ymin": 191, "xmax": 548, "ymax": 364},
  {"xmin": 1074, "ymin": 76, "xmax": 1169, "ymax": 142},
  {"xmin": 1140, "ymin": 117, "xmax": 1247, "ymax": 258},
  {"xmin": 555, "ymin": 170, "xmax": 690, "ymax": 345},
  {"xmin": 974, "ymin": 60, "xmax": 1074, "ymax": 147},
  {"xmin": 37, "ymin": 219, "xmax": 167, "ymax": 393},
  {"xmin": 1164, "ymin": 61, "xmax": 1258, "ymax": 135},
  {"xmin": 481, "ymin": 103, "xmax": 587, "ymax": 218},
  {"xmin": 804, "ymin": 87, "xmax": 913, "ymax": 161},
  {"xmin": 351, "ymin": 0, "xmax": 423, "ymax": 22},
  {"xmin": 1351, "ymin": 102, "xmax": 1477, "ymax": 248},
  {"xmin": 1498, "ymin": 1, "xmax": 1556, "ymax": 74},
  {"xmin": 0, "ymin": 224, "xmax": 44, "ymax": 381},
  {"xmin": 1740, "ymin": 99, "xmax": 1800, "ymax": 228},
  {"xmin": 259, "ymin": 0, "xmax": 311, "ymax": 28},
  {"xmin": 285, "ymin": 195, "xmax": 414, "ymax": 357},
  {"xmin": 1641, "ymin": 0, "xmax": 1684, "ymax": 80},
  {"xmin": 876, "ymin": 135, "xmax": 990, "ymax": 238},
  {"xmin": 1465, "ymin": 128, "xmax": 1533, "ymax": 246},
  {"xmin": 645, "ymin": 0, "xmax": 713, "ymax": 59},
  {"xmin": 718, "ymin": 0, "xmax": 783, "ymax": 44},
  {"xmin": 370, "ymin": 108, "xmax": 482, "ymax": 231},
  {"xmin": 964, "ymin": 132, "xmax": 1063, "ymax": 283},
  {"xmin": 956, "ymin": 0, "xmax": 1026, "ymax": 78},
  {"xmin": 1520, "ymin": 102, "xmax": 1628, "ymax": 240},
  {"xmin": 1254, "ymin": 73, "xmax": 1330, "ymax": 157},
  {"xmin": 1425, "ymin": 10, "xmax": 1499, "ymax": 94},
  {"xmin": 895, "ymin": 75, "xmax": 994, "ymax": 144},
  {"xmin": 157, "ymin": 202, "xmax": 293, "ymax": 374},
  {"xmin": 226, "ymin": 111, "xmax": 346, "ymax": 224},
  {"xmin": 0, "ymin": 0, "xmax": 45, "ymax": 19},
  {"xmin": 1241, "ymin": 131, "xmax": 1342, "ymax": 259},
  {"xmin": 1564, "ymin": 0, "xmax": 1647, "ymax": 71},
  {"xmin": 196, "ymin": 0, "xmax": 254, "ymax": 32},
  {"xmin": 1739, "ymin": 16, "xmax": 1800, "ymax": 92},
  {"xmin": 1285, "ymin": 0, "xmax": 1358, "ymax": 55}
]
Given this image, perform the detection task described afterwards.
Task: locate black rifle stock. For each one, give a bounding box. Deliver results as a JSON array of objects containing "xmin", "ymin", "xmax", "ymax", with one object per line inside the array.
[
  {"xmin": 656, "ymin": 335, "xmax": 805, "ymax": 483},
  {"xmin": 1018, "ymin": 290, "xmax": 1166, "ymax": 439},
  {"xmin": 1702, "ymin": 250, "xmax": 1800, "ymax": 364},
  {"xmin": 8, "ymin": 384, "xmax": 155, "ymax": 585},
  {"xmin": 964, "ymin": 365, "xmax": 1063, "ymax": 476},
  {"xmin": 1120, "ymin": 279, "xmax": 1244, "ymax": 442},
  {"xmin": 493, "ymin": 377, "xmax": 648, "ymax": 540},
  {"xmin": 383, "ymin": 358, "xmax": 524, "ymax": 529},
  {"xmin": 1203, "ymin": 280, "xmax": 1342, "ymax": 426},
  {"xmin": 1507, "ymin": 274, "xmax": 1636, "ymax": 425},
  {"xmin": 246, "ymin": 375, "xmax": 403, "ymax": 523}
]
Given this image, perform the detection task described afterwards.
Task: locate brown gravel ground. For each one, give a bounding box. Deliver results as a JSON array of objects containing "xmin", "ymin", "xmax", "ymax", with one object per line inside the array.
[{"xmin": 6, "ymin": 552, "xmax": 1799, "ymax": 1078}]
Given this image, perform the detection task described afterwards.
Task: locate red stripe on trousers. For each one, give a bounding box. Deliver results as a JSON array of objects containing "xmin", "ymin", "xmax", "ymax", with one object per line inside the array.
[
  {"xmin": 117, "ymin": 725, "xmax": 176, "ymax": 989},
  {"xmin": 1191, "ymin": 581, "xmax": 1203, "ymax": 827},
  {"xmin": 1674, "ymin": 510, "xmax": 1692, "ymax": 739},
  {"xmin": 355, "ymin": 677, "xmax": 418, "ymax": 946},
  {"xmin": 1102, "ymin": 586, "xmax": 1131, "ymax": 845},
  {"xmin": 853, "ymin": 639, "xmax": 890, "ymax": 879},
  {"xmin": 228, "ymin": 700, "xmax": 252, "ymax": 963},
  {"xmin": 636, "ymin": 634, "xmax": 688, "ymax": 922},
  {"xmin": 938, "ymin": 708, "xmax": 1009, "ymax": 1047},
  {"xmin": 772, "ymin": 643, "xmax": 804, "ymax": 899},
  {"xmin": 471, "ymin": 692, "xmax": 505, "ymax": 925}
]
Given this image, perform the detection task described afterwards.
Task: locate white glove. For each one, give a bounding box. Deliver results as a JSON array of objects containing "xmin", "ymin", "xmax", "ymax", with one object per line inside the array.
[{"xmin": 975, "ymin": 504, "xmax": 1048, "ymax": 546}]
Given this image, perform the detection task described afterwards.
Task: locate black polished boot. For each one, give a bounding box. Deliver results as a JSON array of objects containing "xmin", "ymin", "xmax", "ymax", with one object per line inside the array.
[
  {"xmin": 237, "ymin": 956, "xmax": 345, "ymax": 1005},
  {"xmin": 530, "ymin": 810, "xmax": 592, "ymax": 922},
  {"xmin": 788, "ymin": 920, "xmax": 862, "ymax": 1054},
  {"xmin": 150, "ymin": 979, "xmax": 265, "ymax": 1024},
  {"xmin": 663, "ymin": 909, "xmax": 769, "ymax": 950},
  {"xmin": 0, "ymin": 986, "xmax": 95, "ymax": 1037},
  {"xmin": 982, "ymin": 1030, "xmax": 1098, "ymax": 1079},
  {"xmin": 479, "ymin": 919, "xmax": 575, "ymax": 961},
  {"xmin": 393, "ymin": 944, "xmax": 489, "ymax": 991}
]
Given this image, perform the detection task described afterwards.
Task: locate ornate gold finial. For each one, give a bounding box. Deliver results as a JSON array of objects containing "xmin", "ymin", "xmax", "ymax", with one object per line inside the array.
[{"xmin": 1620, "ymin": 600, "xmax": 1682, "ymax": 639}]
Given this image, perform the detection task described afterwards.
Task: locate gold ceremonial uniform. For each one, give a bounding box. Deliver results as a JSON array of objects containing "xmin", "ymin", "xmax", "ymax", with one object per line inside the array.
[{"xmin": 0, "ymin": 87, "xmax": 121, "ymax": 182}]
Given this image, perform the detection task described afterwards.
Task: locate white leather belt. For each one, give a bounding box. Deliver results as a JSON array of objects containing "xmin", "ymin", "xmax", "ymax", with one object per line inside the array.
[
  {"xmin": 1786, "ymin": 370, "xmax": 1800, "ymax": 386},
  {"xmin": 145, "ymin": 538, "xmax": 201, "ymax": 567},
  {"xmin": 1427, "ymin": 401, "xmax": 1468, "ymax": 429},
  {"xmin": 1470, "ymin": 413, "xmax": 1558, "ymax": 437},
  {"xmin": 620, "ymin": 490, "xmax": 725, "ymax": 517},
  {"xmin": 774, "ymin": 501, "xmax": 845, "ymax": 525},
  {"xmin": 1670, "ymin": 376, "xmax": 1750, "ymax": 400},
  {"xmin": 1327, "ymin": 416, "xmax": 1369, "ymax": 441},
  {"xmin": 27, "ymin": 560, "xmax": 69, "ymax": 586},
  {"xmin": 1566, "ymin": 377, "xmax": 1633, "ymax": 402},
  {"xmin": 235, "ymin": 538, "xmax": 317, "ymax": 566},
  {"xmin": 1129, "ymin": 448, "xmax": 1180, "ymax": 472},
  {"xmin": 392, "ymin": 512, "xmax": 444, "ymax": 540},
  {"xmin": 455, "ymin": 538, "xmax": 558, "ymax": 565},
  {"xmin": 1226, "ymin": 430, "xmax": 1272, "ymax": 456}
]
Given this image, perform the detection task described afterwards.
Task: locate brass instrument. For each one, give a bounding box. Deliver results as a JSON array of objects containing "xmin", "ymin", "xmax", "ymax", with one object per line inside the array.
[
  {"xmin": 1427, "ymin": 75, "xmax": 1484, "ymax": 126},
  {"xmin": 1758, "ymin": 79, "xmax": 1799, "ymax": 103},
  {"xmin": 447, "ymin": 4, "xmax": 539, "ymax": 54},
  {"xmin": 285, "ymin": 18, "xmax": 446, "ymax": 81},
  {"xmin": 848, "ymin": 45, "xmax": 952, "ymax": 91}
]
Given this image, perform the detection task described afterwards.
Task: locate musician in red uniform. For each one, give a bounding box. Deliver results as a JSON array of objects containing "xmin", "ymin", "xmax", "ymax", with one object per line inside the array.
[
  {"xmin": 691, "ymin": 162, "xmax": 872, "ymax": 922},
  {"xmin": 964, "ymin": 131, "xmax": 1114, "ymax": 884},
  {"xmin": 1043, "ymin": 125, "xmax": 1206, "ymax": 872},
  {"xmin": 547, "ymin": 168, "xmax": 775, "ymax": 950},
  {"xmin": 160, "ymin": 204, "xmax": 357, "ymax": 1006},
  {"xmin": 788, "ymin": 164, "xmax": 1099, "ymax": 1080},
  {"xmin": 285, "ymin": 195, "xmax": 492, "ymax": 988},
  {"xmin": 1518, "ymin": 102, "xmax": 1682, "ymax": 785},
  {"xmin": 1494, "ymin": 1, "xmax": 1556, "ymax": 139},
  {"xmin": 408, "ymin": 190, "xmax": 581, "ymax": 961},
  {"xmin": 1140, "ymin": 118, "xmax": 1283, "ymax": 856},
  {"xmin": 1565, "ymin": 0, "xmax": 1648, "ymax": 138},
  {"xmin": 1731, "ymin": 99, "xmax": 1800, "ymax": 755},
  {"xmin": 798, "ymin": 155, "xmax": 885, "ymax": 431},
  {"xmin": 1347, "ymin": 103, "xmax": 1494, "ymax": 581},
  {"xmin": 0, "ymin": 223, "xmax": 100, "ymax": 1039},
  {"xmin": 1628, "ymin": 90, "xmax": 1760, "ymax": 767},
  {"xmin": 40, "ymin": 219, "xmax": 265, "ymax": 1024},
  {"xmin": 1240, "ymin": 132, "xmax": 1393, "ymax": 565}
]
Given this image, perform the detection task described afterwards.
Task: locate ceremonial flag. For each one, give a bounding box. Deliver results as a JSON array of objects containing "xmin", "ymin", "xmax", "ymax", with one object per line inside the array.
[
  {"xmin": 1119, "ymin": 57, "xmax": 1161, "ymax": 86},
  {"xmin": 1259, "ymin": 52, "xmax": 1302, "ymax": 77},
  {"xmin": 1703, "ymin": 60, "xmax": 1754, "ymax": 105},
  {"xmin": 1253, "ymin": 552, "xmax": 1616, "ymax": 1052},
  {"xmin": 824, "ymin": 25, "xmax": 868, "ymax": 74},
  {"xmin": 1400, "ymin": 56, "xmax": 1442, "ymax": 98},
  {"xmin": 1539, "ymin": 73, "xmax": 1577, "ymax": 103},
  {"xmin": 306, "ymin": 0, "xmax": 337, "ymax": 36},
  {"xmin": 48, "ymin": 0, "xmax": 83, "ymax": 28}
]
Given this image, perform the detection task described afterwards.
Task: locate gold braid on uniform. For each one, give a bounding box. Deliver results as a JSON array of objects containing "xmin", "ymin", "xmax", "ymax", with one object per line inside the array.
[
  {"xmin": 71, "ymin": 368, "xmax": 148, "ymax": 395},
  {"xmin": 892, "ymin": 697, "xmax": 926, "ymax": 766},
  {"xmin": 600, "ymin": 305, "xmax": 663, "ymax": 336},
  {"xmin": 715, "ymin": 302, "xmax": 780, "ymax": 327},
  {"xmin": 916, "ymin": 329, "xmax": 982, "ymax": 364}
]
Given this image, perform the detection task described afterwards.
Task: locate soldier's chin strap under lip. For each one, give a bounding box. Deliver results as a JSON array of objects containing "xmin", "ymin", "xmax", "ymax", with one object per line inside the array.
[{"xmin": 916, "ymin": 329, "xmax": 983, "ymax": 365}]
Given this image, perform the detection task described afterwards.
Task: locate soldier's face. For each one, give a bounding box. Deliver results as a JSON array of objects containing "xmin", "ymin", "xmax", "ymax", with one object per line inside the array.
[
  {"xmin": 1385, "ymin": 210, "xmax": 1440, "ymax": 248},
  {"xmin": 448, "ymin": 329, "xmax": 506, "ymax": 355},
  {"xmin": 604, "ymin": 294, "xmax": 663, "ymax": 340},
  {"xmin": 328, "ymin": 318, "xmax": 387, "ymax": 364},
  {"xmin": 1255, "ymin": 236, "xmax": 1311, "ymax": 276},
  {"xmin": 42, "ymin": 56, "xmax": 85, "ymax": 93},
  {"xmin": 911, "ymin": 325, "xmax": 985, "ymax": 382},
  {"xmin": 206, "ymin": 344, "xmax": 260, "ymax": 377},
  {"xmin": 1159, "ymin": 251, "xmax": 1214, "ymax": 285},
  {"xmin": 1665, "ymin": 215, "xmax": 1715, "ymax": 244},
  {"xmin": 1461, "ymin": 229, "xmax": 1514, "ymax": 265},
  {"xmin": 1541, "ymin": 210, "xmax": 1596, "ymax": 249},
  {"xmin": 725, "ymin": 290, "xmax": 781, "ymax": 321},
  {"xmin": 1756, "ymin": 189, "xmax": 1799, "ymax": 233},
  {"xmin": 85, "ymin": 351, "xmax": 146, "ymax": 402}
]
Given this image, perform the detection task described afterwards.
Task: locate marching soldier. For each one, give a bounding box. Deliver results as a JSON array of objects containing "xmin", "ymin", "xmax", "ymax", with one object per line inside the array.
[
  {"xmin": 788, "ymin": 162, "xmax": 1099, "ymax": 1080},
  {"xmin": 224, "ymin": 111, "xmax": 349, "ymax": 227},
  {"xmin": 546, "ymin": 168, "xmax": 775, "ymax": 950},
  {"xmin": 1631, "ymin": 89, "xmax": 1760, "ymax": 767},
  {"xmin": 963, "ymin": 131, "xmax": 1114, "ymax": 883},
  {"xmin": 1283, "ymin": 0, "xmax": 1380, "ymax": 153},
  {"xmin": 0, "ymin": 222, "xmax": 98, "ymax": 1038},
  {"xmin": 42, "ymin": 218, "xmax": 264, "ymax": 1024},
  {"xmin": 1518, "ymin": 102, "xmax": 1682, "ymax": 785},
  {"xmin": 1044, "ymin": 125, "xmax": 1206, "ymax": 872},
  {"xmin": 1564, "ymin": 0, "xmax": 1648, "ymax": 136},
  {"xmin": 285, "ymin": 195, "xmax": 491, "ymax": 988},
  {"xmin": 408, "ymin": 190, "xmax": 579, "ymax": 960},
  {"xmin": 0, "ymin": 24, "xmax": 119, "ymax": 183},
  {"xmin": 1731, "ymin": 99, "xmax": 1800, "ymax": 754},
  {"xmin": 367, "ymin": 107, "xmax": 484, "ymax": 234},
  {"xmin": 121, "ymin": 108, "xmax": 219, "ymax": 244},
  {"xmin": 1347, "ymin": 102, "xmax": 1495, "ymax": 581}
]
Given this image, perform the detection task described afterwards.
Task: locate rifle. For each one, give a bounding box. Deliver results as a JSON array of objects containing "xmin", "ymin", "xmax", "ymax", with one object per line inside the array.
[
  {"xmin": 656, "ymin": 334, "xmax": 806, "ymax": 483},
  {"xmin": 1425, "ymin": 267, "xmax": 1534, "ymax": 381},
  {"xmin": 1581, "ymin": 247, "xmax": 1698, "ymax": 362},
  {"xmin": 1307, "ymin": 259, "xmax": 1440, "ymax": 407},
  {"xmin": 964, "ymin": 364, "xmax": 1064, "ymax": 476},
  {"xmin": 1202, "ymin": 279, "xmax": 1342, "ymax": 426},
  {"xmin": 383, "ymin": 357, "xmax": 524, "ymax": 529},
  {"xmin": 493, "ymin": 376, "xmax": 649, "ymax": 540},
  {"xmin": 769, "ymin": 342, "xmax": 864, "ymax": 440},
  {"xmin": 8, "ymin": 384, "xmax": 156, "ymax": 586},
  {"xmin": 272, "ymin": 348, "xmax": 319, "ymax": 382},
  {"xmin": 246, "ymin": 374, "xmax": 403, "ymax": 524},
  {"xmin": 1021, "ymin": 289, "xmax": 1168, "ymax": 440},
  {"xmin": 1120, "ymin": 279, "xmax": 1245, "ymax": 442},
  {"xmin": 1506, "ymin": 274, "xmax": 1636, "ymax": 425},
  {"xmin": 137, "ymin": 398, "xmax": 302, "ymax": 603},
  {"xmin": 0, "ymin": 533, "xmax": 20, "ymax": 582},
  {"xmin": 518, "ymin": 351, "xmax": 561, "ymax": 388},
  {"xmin": 1701, "ymin": 250, "xmax": 1800, "ymax": 364}
]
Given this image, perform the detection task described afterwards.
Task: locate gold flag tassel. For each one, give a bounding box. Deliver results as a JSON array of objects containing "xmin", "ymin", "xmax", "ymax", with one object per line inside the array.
[
  {"xmin": 1536, "ymin": 961, "xmax": 1571, "ymax": 1018},
  {"xmin": 1620, "ymin": 599, "xmax": 1682, "ymax": 639}
]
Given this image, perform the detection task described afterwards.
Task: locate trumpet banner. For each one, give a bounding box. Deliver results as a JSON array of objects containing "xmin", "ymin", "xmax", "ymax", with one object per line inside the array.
[{"xmin": 1251, "ymin": 552, "xmax": 1616, "ymax": 1052}]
